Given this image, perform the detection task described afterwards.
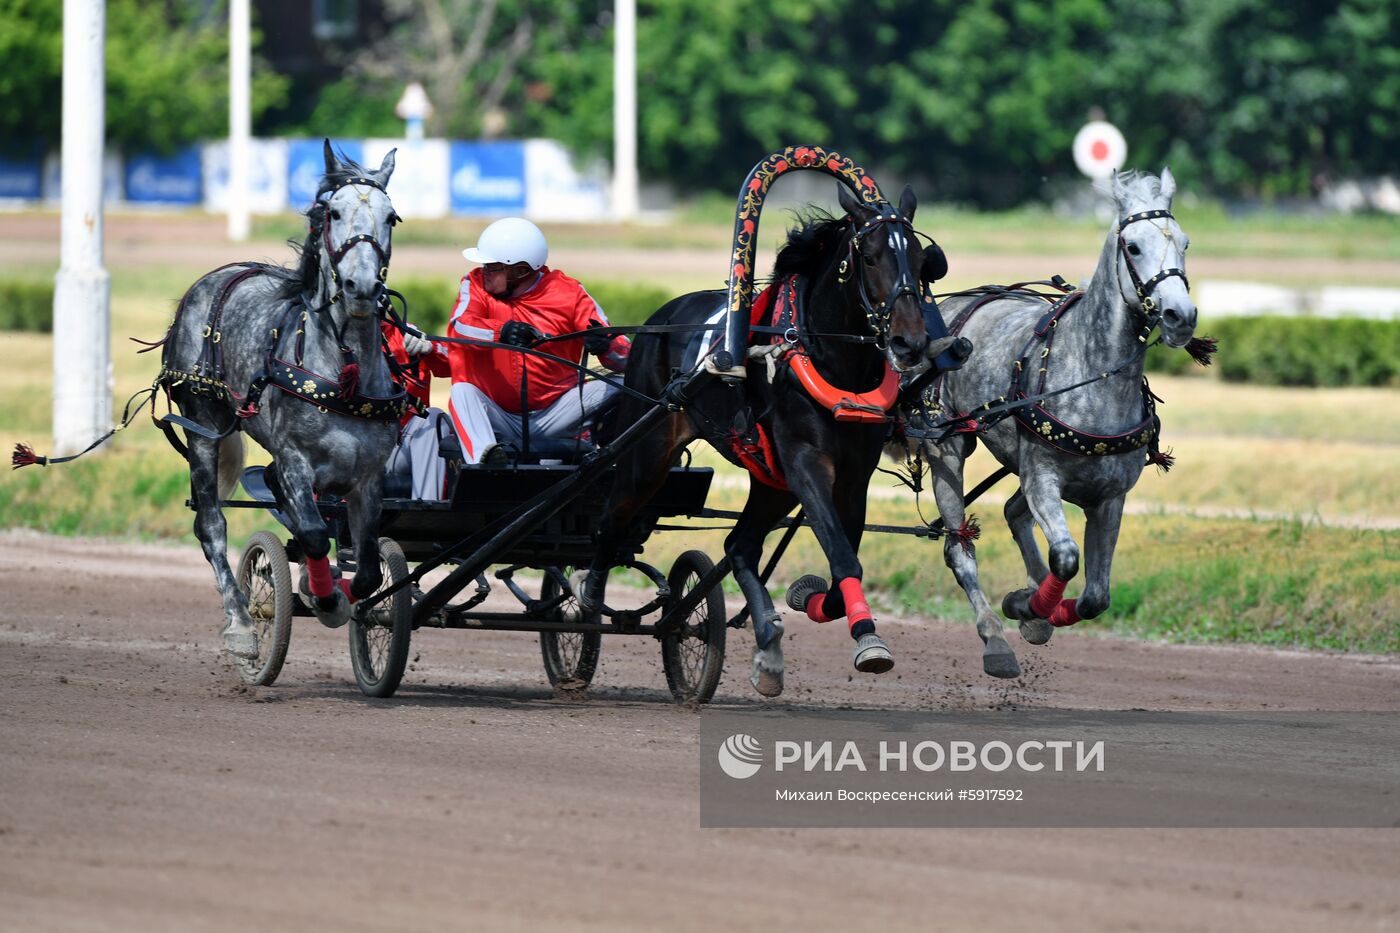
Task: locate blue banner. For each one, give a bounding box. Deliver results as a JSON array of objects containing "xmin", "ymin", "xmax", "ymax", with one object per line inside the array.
[
  {"xmin": 450, "ymin": 141, "xmax": 526, "ymax": 215},
  {"xmin": 0, "ymin": 148, "xmax": 42, "ymax": 200},
  {"xmin": 287, "ymin": 138, "xmax": 364, "ymax": 211},
  {"xmin": 125, "ymin": 147, "xmax": 202, "ymax": 204}
]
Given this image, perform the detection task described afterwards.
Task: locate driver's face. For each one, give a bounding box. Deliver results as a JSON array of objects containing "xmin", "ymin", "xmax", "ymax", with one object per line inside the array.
[{"xmin": 482, "ymin": 261, "xmax": 536, "ymax": 297}]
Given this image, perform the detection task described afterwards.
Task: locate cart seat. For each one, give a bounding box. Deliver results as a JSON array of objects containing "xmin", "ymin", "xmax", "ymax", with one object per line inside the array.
[{"xmin": 437, "ymin": 430, "xmax": 598, "ymax": 466}]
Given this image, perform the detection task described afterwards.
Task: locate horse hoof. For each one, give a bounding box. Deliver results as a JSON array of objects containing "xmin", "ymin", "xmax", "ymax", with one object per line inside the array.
[
  {"xmin": 222, "ymin": 627, "xmax": 260, "ymax": 660},
  {"xmin": 853, "ymin": 633, "xmax": 894, "ymax": 674},
  {"xmin": 1001, "ymin": 587, "xmax": 1036, "ymax": 622},
  {"xmin": 1019, "ymin": 618, "xmax": 1054, "ymax": 646},
  {"xmin": 983, "ymin": 637, "xmax": 1021, "ymax": 679},
  {"xmin": 750, "ymin": 644, "xmax": 784, "ymax": 697},
  {"xmin": 786, "ymin": 574, "xmax": 827, "ymax": 613},
  {"xmin": 314, "ymin": 591, "xmax": 352, "ymax": 629}
]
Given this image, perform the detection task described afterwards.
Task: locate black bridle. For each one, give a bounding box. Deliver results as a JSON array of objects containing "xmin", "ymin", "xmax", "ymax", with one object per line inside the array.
[
  {"xmin": 316, "ymin": 174, "xmax": 399, "ymax": 314},
  {"xmin": 1117, "ymin": 208, "xmax": 1189, "ymax": 324},
  {"xmin": 836, "ymin": 206, "xmax": 923, "ymax": 348}
]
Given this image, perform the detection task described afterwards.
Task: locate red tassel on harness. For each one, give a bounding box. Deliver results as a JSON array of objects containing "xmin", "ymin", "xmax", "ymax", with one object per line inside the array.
[
  {"xmin": 11, "ymin": 443, "xmax": 45, "ymax": 469},
  {"xmin": 1147, "ymin": 446, "xmax": 1175, "ymax": 473},
  {"xmin": 338, "ymin": 362, "xmax": 360, "ymax": 400},
  {"xmin": 1185, "ymin": 336, "xmax": 1218, "ymax": 367},
  {"xmin": 953, "ymin": 516, "xmax": 981, "ymax": 554},
  {"xmin": 236, "ymin": 402, "xmax": 261, "ymax": 419}
]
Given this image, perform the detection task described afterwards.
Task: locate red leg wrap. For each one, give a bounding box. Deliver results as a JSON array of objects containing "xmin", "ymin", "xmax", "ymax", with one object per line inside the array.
[
  {"xmin": 305, "ymin": 556, "xmax": 335, "ymax": 599},
  {"xmin": 1029, "ymin": 574, "xmax": 1067, "ymax": 618},
  {"xmin": 807, "ymin": 592, "xmax": 834, "ymax": 624},
  {"xmin": 337, "ymin": 578, "xmax": 358, "ymax": 605},
  {"xmin": 1049, "ymin": 598, "xmax": 1080, "ymax": 627},
  {"xmin": 839, "ymin": 578, "xmax": 873, "ymax": 631}
]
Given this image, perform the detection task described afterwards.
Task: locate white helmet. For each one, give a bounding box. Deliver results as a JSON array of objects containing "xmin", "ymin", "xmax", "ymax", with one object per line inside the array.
[{"xmin": 462, "ymin": 217, "xmax": 548, "ymax": 269}]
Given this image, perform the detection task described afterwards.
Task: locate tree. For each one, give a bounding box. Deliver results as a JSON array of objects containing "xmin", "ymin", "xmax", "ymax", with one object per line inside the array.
[
  {"xmin": 338, "ymin": 0, "xmax": 540, "ymax": 139},
  {"xmin": 0, "ymin": 0, "xmax": 287, "ymax": 155}
]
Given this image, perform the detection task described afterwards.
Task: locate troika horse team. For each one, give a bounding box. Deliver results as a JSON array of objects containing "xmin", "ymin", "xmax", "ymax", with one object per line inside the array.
[{"xmin": 19, "ymin": 141, "xmax": 1198, "ymax": 699}]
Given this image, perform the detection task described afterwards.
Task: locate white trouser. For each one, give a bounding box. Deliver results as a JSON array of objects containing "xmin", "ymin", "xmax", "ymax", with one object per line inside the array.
[
  {"xmin": 447, "ymin": 380, "xmax": 616, "ymax": 464},
  {"xmin": 385, "ymin": 408, "xmax": 451, "ymax": 500}
]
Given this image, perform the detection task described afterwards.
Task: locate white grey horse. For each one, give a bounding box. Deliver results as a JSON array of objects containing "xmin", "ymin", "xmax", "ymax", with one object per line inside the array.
[
  {"xmin": 914, "ymin": 169, "xmax": 1197, "ymax": 678},
  {"xmin": 159, "ymin": 142, "xmax": 404, "ymax": 660}
]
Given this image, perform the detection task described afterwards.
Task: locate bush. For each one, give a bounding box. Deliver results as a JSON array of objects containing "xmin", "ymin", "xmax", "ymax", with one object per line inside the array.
[
  {"xmin": 384, "ymin": 276, "xmax": 677, "ymax": 336},
  {"xmin": 1145, "ymin": 316, "xmax": 1400, "ymax": 388},
  {"xmin": 0, "ymin": 280, "xmax": 54, "ymax": 332}
]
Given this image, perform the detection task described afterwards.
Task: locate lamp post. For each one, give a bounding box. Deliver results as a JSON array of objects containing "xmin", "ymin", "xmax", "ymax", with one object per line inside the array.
[
  {"xmin": 53, "ymin": 0, "xmax": 110, "ymax": 457},
  {"xmin": 395, "ymin": 82, "xmax": 433, "ymax": 142},
  {"xmin": 612, "ymin": 0, "xmax": 639, "ymax": 220},
  {"xmin": 228, "ymin": 0, "xmax": 250, "ymax": 241}
]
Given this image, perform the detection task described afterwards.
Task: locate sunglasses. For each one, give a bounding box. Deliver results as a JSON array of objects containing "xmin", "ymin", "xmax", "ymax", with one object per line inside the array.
[{"xmin": 482, "ymin": 262, "xmax": 534, "ymax": 275}]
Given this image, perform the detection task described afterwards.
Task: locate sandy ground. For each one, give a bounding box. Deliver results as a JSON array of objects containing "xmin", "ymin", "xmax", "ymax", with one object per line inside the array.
[{"xmin": 1, "ymin": 529, "xmax": 1397, "ymax": 932}]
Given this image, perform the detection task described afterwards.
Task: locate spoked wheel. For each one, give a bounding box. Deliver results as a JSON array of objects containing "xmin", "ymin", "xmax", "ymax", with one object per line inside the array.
[
  {"xmin": 538, "ymin": 567, "xmax": 600, "ymax": 689},
  {"xmin": 234, "ymin": 531, "xmax": 294, "ymax": 686},
  {"xmin": 660, "ymin": 550, "xmax": 726, "ymax": 703},
  {"xmin": 348, "ymin": 538, "xmax": 412, "ymax": 698}
]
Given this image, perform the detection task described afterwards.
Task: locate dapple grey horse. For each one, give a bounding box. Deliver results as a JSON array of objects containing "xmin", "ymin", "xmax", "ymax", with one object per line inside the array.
[
  {"xmin": 914, "ymin": 169, "xmax": 1196, "ymax": 678},
  {"xmin": 160, "ymin": 143, "xmax": 403, "ymax": 660}
]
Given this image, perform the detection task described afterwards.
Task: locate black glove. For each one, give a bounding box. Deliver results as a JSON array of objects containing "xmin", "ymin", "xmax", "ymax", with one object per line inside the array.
[
  {"xmin": 584, "ymin": 322, "xmax": 614, "ymax": 356},
  {"xmin": 500, "ymin": 320, "xmax": 546, "ymax": 348}
]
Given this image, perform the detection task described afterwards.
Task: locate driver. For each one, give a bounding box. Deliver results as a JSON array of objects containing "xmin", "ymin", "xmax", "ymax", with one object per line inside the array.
[{"xmin": 445, "ymin": 217, "xmax": 628, "ymax": 464}]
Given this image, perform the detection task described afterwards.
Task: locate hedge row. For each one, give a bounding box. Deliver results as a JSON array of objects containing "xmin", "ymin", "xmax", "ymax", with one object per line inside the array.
[
  {"xmin": 1145, "ymin": 316, "xmax": 1400, "ymax": 387},
  {"xmin": 8, "ymin": 272, "xmax": 1395, "ymax": 388},
  {"xmin": 0, "ymin": 280, "xmax": 55, "ymax": 332}
]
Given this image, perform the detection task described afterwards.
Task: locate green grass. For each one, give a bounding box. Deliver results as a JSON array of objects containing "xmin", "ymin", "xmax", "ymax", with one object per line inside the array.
[{"xmin": 3, "ymin": 212, "xmax": 1399, "ymax": 656}]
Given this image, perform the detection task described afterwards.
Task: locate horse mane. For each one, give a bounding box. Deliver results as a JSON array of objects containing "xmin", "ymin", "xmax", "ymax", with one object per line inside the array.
[
  {"xmin": 268, "ymin": 150, "xmax": 376, "ymax": 301},
  {"xmin": 772, "ymin": 208, "xmax": 850, "ymax": 280},
  {"xmin": 1100, "ymin": 169, "xmax": 1165, "ymax": 210}
]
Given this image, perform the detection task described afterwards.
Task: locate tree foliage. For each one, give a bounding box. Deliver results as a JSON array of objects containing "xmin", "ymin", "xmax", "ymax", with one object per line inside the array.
[
  {"xmin": 5, "ymin": 0, "xmax": 1397, "ymax": 202},
  {"xmin": 0, "ymin": 0, "xmax": 287, "ymax": 155}
]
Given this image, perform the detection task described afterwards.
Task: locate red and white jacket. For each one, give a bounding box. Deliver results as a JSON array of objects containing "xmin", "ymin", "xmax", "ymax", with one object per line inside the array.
[
  {"xmin": 381, "ymin": 321, "xmax": 451, "ymax": 427},
  {"xmin": 447, "ymin": 266, "xmax": 629, "ymax": 413}
]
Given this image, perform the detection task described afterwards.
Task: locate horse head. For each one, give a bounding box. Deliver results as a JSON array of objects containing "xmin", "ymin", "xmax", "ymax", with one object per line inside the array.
[
  {"xmin": 311, "ymin": 140, "xmax": 400, "ymax": 321},
  {"xmin": 836, "ymin": 183, "xmax": 938, "ymax": 372},
  {"xmin": 1110, "ymin": 168, "xmax": 1196, "ymax": 348}
]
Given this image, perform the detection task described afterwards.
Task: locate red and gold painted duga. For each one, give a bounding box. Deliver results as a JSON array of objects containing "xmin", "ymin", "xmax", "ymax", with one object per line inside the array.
[{"xmin": 716, "ymin": 146, "xmax": 888, "ymax": 372}]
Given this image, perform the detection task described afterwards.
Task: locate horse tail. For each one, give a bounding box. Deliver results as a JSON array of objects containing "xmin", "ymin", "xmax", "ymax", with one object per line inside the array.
[{"xmin": 217, "ymin": 433, "xmax": 245, "ymax": 500}]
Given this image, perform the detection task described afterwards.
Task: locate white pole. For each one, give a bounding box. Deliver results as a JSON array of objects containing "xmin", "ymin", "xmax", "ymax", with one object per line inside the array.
[
  {"xmin": 228, "ymin": 0, "xmax": 251, "ymax": 241},
  {"xmin": 611, "ymin": 0, "xmax": 639, "ymax": 220},
  {"xmin": 53, "ymin": 0, "xmax": 110, "ymax": 457}
]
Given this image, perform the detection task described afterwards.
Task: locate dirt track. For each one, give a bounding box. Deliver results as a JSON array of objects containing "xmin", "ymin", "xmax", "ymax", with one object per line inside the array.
[{"xmin": 1, "ymin": 529, "xmax": 1398, "ymax": 931}]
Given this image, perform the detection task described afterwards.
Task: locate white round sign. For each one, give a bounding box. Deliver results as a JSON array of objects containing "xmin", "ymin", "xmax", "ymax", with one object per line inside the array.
[{"xmin": 1072, "ymin": 121, "xmax": 1127, "ymax": 179}]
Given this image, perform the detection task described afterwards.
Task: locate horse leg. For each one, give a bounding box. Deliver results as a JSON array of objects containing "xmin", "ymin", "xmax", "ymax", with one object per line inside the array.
[
  {"xmin": 275, "ymin": 452, "xmax": 351, "ymax": 628},
  {"xmin": 926, "ymin": 439, "xmax": 1020, "ymax": 678},
  {"xmin": 1058, "ymin": 494, "xmax": 1125, "ymax": 627},
  {"xmin": 724, "ymin": 481, "xmax": 798, "ymax": 697},
  {"xmin": 185, "ymin": 434, "xmax": 252, "ymax": 657},
  {"xmin": 187, "ymin": 433, "xmax": 259, "ymax": 659},
  {"xmin": 344, "ymin": 482, "xmax": 384, "ymax": 602},
  {"xmin": 1015, "ymin": 469, "xmax": 1080, "ymax": 629},
  {"xmin": 1000, "ymin": 489, "xmax": 1056, "ymax": 646},
  {"xmin": 781, "ymin": 445, "xmax": 894, "ymax": 675}
]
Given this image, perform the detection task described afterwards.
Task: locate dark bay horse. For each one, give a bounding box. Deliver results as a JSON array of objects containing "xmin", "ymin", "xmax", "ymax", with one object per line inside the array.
[
  {"xmin": 160, "ymin": 143, "xmax": 406, "ymax": 660},
  {"xmin": 914, "ymin": 169, "xmax": 1197, "ymax": 678},
  {"xmin": 585, "ymin": 183, "xmax": 949, "ymax": 697}
]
